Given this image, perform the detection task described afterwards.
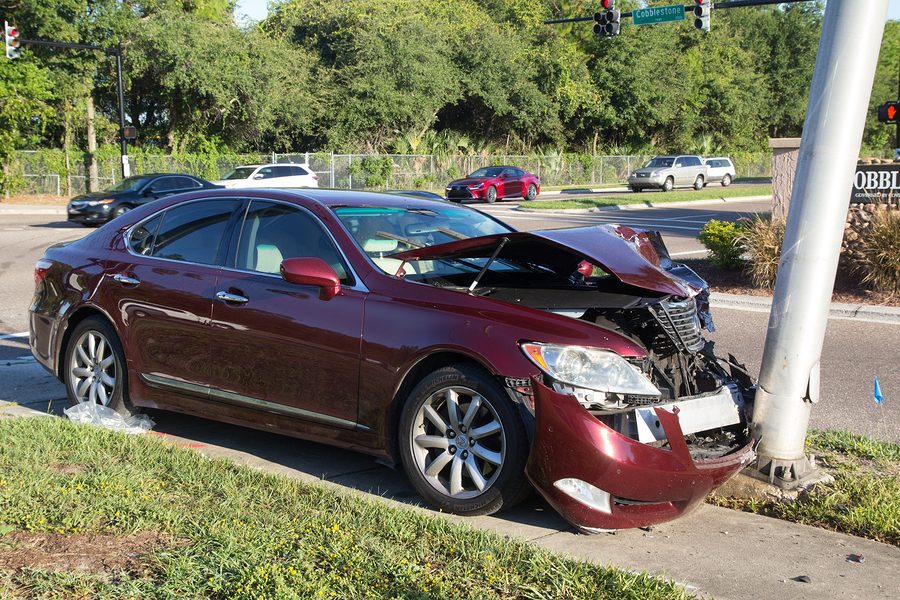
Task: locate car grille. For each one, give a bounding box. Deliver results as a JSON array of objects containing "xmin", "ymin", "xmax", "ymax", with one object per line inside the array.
[
  {"xmin": 446, "ymin": 186, "xmax": 472, "ymax": 199},
  {"xmin": 648, "ymin": 298, "xmax": 705, "ymax": 353},
  {"xmin": 637, "ymin": 173, "xmax": 649, "ymax": 178}
]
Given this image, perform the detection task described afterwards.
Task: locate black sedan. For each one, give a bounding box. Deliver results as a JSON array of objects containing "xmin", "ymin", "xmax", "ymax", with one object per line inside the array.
[{"xmin": 67, "ymin": 173, "xmax": 219, "ymax": 226}]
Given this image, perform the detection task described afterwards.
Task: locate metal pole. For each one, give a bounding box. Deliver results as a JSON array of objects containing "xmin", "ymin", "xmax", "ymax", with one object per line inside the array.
[
  {"xmin": 751, "ymin": 0, "xmax": 888, "ymax": 487},
  {"xmin": 114, "ymin": 46, "xmax": 129, "ymax": 178}
]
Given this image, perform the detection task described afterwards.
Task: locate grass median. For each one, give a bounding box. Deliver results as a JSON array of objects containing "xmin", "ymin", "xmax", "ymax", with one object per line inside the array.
[
  {"xmin": 710, "ymin": 430, "xmax": 900, "ymax": 546},
  {"xmin": 0, "ymin": 417, "xmax": 690, "ymax": 599},
  {"xmin": 523, "ymin": 184, "xmax": 772, "ymax": 210}
]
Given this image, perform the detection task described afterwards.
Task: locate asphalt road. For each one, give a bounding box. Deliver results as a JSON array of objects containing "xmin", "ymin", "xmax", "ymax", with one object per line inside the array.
[{"xmin": 0, "ymin": 209, "xmax": 896, "ymax": 441}]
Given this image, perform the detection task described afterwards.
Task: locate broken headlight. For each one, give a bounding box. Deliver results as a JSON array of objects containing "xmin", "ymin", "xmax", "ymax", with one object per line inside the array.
[{"xmin": 520, "ymin": 342, "xmax": 662, "ymax": 398}]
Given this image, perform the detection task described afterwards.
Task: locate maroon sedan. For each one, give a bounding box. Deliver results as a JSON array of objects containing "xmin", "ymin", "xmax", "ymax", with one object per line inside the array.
[
  {"xmin": 445, "ymin": 166, "xmax": 540, "ymax": 203},
  {"xmin": 30, "ymin": 189, "xmax": 754, "ymax": 531}
]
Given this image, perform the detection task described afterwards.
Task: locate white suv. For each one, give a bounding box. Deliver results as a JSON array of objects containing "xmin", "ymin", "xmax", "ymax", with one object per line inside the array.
[
  {"xmin": 703, "ymin": 157, "xmax": 736, "ymax": 187},
  {"xmin": 214, "ymin": 164, "xmax": 319, "ymax": 188}
]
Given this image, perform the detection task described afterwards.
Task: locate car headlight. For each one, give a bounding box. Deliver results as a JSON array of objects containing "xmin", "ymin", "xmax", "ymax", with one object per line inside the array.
[
  {"xmin": 520, "ymin": 342, "xmax": 661, "ymax": 397},
  {"xmin": 650, "ymin": 171, "xmax": 661, "ymax": 177},
  {"xmin": 470, "ymin": 183, "xmax": 484, "ymax": 189},
  {"xmin": 87, "ymin": 198, "xmax": 115, "ymax": 206}
]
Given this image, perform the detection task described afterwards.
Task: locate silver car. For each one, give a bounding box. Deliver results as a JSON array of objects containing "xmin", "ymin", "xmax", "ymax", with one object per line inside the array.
[
  {"xmin": 628, "ymin": 155, "xmax": 708, "ymax": 192},
  {"xmin": 703, "ymin": 157, "xmax": 737, "ymax": 187}
]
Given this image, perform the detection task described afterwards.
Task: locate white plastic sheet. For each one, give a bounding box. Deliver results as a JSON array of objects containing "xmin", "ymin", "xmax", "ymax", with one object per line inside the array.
[{"xmin": 64, "ymin": 402, "xmax": 154, "ymax": 434}]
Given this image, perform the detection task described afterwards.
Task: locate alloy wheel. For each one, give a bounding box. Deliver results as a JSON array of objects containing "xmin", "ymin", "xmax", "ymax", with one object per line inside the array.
[
  {"xmin": 410, "ymin": 386, "xmax": 506, "ymax": 500},
  {"xmin": 68, "ymin": 330, "xmax": 117, "ymax": 406}
]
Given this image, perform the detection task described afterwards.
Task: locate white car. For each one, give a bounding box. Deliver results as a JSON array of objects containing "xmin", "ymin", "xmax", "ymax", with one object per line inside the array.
[
  {"xmin": 213, "ymin": 164, "xmax": 319, "ymax": 189},
  {"xmin": 703, "ymin": 157, "xmax": 736, "ymax": 187}
]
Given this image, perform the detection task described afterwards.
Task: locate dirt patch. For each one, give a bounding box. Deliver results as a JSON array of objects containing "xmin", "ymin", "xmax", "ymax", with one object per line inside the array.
[
  {"xmin": 48, "ymin": 463, "xmax": 86, "ymax": 476},
  {"xmin": 0, "ymin": 530, "xmax": 175, "ymax": 575},
  {"xmin": 682, "ymin": 258, "xmax": 900, "ymax": 307}
]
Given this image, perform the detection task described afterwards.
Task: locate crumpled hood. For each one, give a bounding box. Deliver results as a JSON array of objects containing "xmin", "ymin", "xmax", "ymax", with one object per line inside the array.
[{"xmin": 390, "ymin": 224, "xmax": 699, "ymax": 297}]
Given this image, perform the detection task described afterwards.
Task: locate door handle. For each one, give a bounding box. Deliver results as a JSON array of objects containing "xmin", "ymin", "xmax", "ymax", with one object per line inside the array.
[
  {"xmin": 216, "ymin": 291, "xmax": 249, "ymax": 304},
  {"xmin": 112, "ymin": 273, "xmax": 140, "ymax": 286}
]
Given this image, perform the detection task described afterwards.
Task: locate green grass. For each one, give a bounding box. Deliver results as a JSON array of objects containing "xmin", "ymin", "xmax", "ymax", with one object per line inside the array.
[
  {"xmin": 710, "ymin": 430, "xmax": 900, "ymax": 546},
  {"xmin": 522, "ymin": 184, "xmax": 772, "ymax": 210},
  {"xmin": 0, "ymin": 417, "xmax": 691, "ymax": 599}
]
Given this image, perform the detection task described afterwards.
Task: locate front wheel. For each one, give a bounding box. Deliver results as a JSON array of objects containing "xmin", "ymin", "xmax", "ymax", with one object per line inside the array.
[
  {"xmin": 485, "ymin": 185, "xmax": 497, "ymax": 203},
  {"xmin": 399, "ymin": 364, "xmax": 530, "ymax": 516},
  {"xmin": 662, "ymin": 177, "xmax": 674, "ymax": 192},
  {"xmin": 112, "ymin": 205, "xmax": 132, "ymax": 219},
  {"xmin": 721, "ymin": 174, "xmax": 732, "ymax": 187},
  {"xmin": 63, "ymin": 316, "xmax": 135, "ymax": 417},
  {"xmin": 523, "ymin": 184, "xmax": 537, "ymax": 201},
  {"xmin": 693, "ymin": 175, "xmax": 704, "ymax": 191}
]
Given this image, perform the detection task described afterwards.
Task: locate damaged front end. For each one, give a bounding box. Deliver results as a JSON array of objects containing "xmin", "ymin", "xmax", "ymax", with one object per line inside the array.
[{"xmin": 392, "ymin": 223, "xmax": 757, "ymax": 530}]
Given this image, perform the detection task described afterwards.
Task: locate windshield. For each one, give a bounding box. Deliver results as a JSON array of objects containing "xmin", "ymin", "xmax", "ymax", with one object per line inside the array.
[
  {"xmin": 468, "ymin": 167, "xmax": 505, "ymax": 178},
  {"xmin": 645, "ymin": 157, "xmax": 674, "ymax": 168},
  {"xmin": 223, "ymin": 167, "xmax": 257, "ymax": 180},
  {"xmin": 108, "ymin": 176, "xmax": 152, "ymax": 192},
  {"xmin": 334, "ymin": 205, "xmax": 523, "ymax": 279}
]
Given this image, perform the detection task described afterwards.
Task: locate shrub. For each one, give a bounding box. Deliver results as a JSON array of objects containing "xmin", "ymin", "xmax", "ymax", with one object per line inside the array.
[
  {"xmin": 859, "ymin": 209, "xmax": 900, "ymax": 296},
  {"xmin": 736, "ymin": 215, "xmax": 785, "ymax": 288},
  {"xmin": 698, "ymin": 219, "xmax": 745, "ymax": 269}
]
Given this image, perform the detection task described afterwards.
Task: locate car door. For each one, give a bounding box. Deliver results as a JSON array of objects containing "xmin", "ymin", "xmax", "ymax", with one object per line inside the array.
[
  {"xmin": 504, "ymin": 168, "xmax": 524, "ymax": 196},
  {"xmin": 672, "ymin": 157, "xmax": 688, "ymax": 186},
  {"xmin": 103, "ymin": 199, "xmax": 243, "ymax": 406},
  {"xmin": 208, "ymin": 199, "xmax": 366, "ymax": 429}
]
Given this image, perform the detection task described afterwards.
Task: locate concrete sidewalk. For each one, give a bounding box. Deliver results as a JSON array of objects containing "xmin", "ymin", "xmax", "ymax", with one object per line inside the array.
[
  {"xmin": 711, "ymin": 292, "xmax": 900, "ymax": 324},
  {"xmin": 1, "ymin": 400, "xmax": 896, "ymax": 600},
  {"xmin": 0, "ymin": 203, "xmax": 66, "ymax": 215}
]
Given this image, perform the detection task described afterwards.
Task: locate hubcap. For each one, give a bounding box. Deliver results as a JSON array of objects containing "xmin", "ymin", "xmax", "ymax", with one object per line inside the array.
[
  {"xmin": 68, "ymin": 330, "xmax": 117, "ymax": 406},
  {"xmin": 411, "ymin": 386, "xmax": 505, "ymax": 499}
]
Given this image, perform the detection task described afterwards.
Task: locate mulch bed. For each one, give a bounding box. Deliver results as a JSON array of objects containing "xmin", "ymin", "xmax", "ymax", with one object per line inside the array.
[{"xmin": 681, "ymin": 258, "xmax": 899, "ymax": 307}]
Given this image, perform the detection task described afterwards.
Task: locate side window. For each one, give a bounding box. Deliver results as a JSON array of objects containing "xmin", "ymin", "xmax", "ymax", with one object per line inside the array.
[
  {"xmin": 152, "ymin": 200, "xmax": 238, "ymax": 265},
  {"xmin": 129, "ymin": 215, "xmax": 162, "ymax": 256},
  {"xmin": 149, "ymin": 177, "xmax": 179, "ymax": 192},
  {"xmin": 258, "ymin": 167, "xmax": 277, "ymax": 179},
  {"xmin": 272, "ymin": 166, "xmax": 294, "ymax": 178},
  {"xmin": 512, "ymin": 168, "xmax": 525, "ymax": 177},
  {"xmin": 171, "ymin": 176, "xmax": 202, "ymax": 190},
  {"xmin": 691, "ymin": 157, "xmax": 703, "ymax": 167},
  {"xmin": 674, "ymin": 158, "xmax": 685, "ymax": 167},
  {"xmin": 290, "ymin": 166, "xmax": 309, "ymax": 176},
  {"xmin": 235, "ymin": 201, "xmax": 352, "ymax": 283}
]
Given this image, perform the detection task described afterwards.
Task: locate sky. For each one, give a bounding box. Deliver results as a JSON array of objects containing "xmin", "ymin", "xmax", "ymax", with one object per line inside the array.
[{"xmin": 234, "ymin": 0, "xmax": 900, "ymax": 26}]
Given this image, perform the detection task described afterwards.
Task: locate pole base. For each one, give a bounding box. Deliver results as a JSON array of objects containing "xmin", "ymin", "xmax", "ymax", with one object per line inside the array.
[{"xmin": 745, "ymin": 453, "xmax": 821, "ymax": 490}]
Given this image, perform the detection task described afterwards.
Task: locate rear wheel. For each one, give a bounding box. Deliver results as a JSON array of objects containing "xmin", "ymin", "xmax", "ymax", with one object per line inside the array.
[
  {"xmin": 523, "ymin": 184, "xmax": 537, "ymax": 201},
  {"xmin": 663, "ymin": 177, "xmax": 674, "ymax": 192},
  {"xmin": 485, "ymin": 185, "xmax": 497, "ymax": 203},
  {"xmin": 399, "ymin": 364, "xmax": 530, "ymax": 516},
  {"xmin": 63, "ymin": 317, "xmax": 134, "ymax": 417},
  {"xmin": 630, "ymin": 186, "xmax": 641, "ymax": 193},
  {"xmin": 721, "ymin": 174, "xmax": 732, "ymax": 187},
  {"xmin": 693, "ymin": 175, "xmax": 704, "ymax": 190}
]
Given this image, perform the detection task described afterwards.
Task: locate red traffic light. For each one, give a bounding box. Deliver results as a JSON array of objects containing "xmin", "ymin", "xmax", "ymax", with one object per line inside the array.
[
  {"xmin": 601, "ymin": 0, "xmax": 613, "ymax": 8},
  {"xmin": 7, "ymin": 27, "xmax": 16, "ymax": 37}
]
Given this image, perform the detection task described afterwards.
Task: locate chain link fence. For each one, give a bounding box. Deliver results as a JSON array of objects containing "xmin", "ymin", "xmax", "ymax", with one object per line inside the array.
[{"xmin": 9, "ymin": 150, "xmax": 773, "ymax": 196}]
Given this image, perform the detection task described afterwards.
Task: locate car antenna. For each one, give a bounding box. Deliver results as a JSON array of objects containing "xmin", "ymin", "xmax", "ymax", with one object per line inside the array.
[{"xmin": 468, "ymin": 237, "xmax": 508, "ymax": 294}]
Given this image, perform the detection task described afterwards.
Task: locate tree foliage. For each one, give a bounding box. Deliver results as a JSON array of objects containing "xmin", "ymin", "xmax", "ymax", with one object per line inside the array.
[{"xmin": 0, "ymin": 0, "xmax": 895, "ymax": 159}]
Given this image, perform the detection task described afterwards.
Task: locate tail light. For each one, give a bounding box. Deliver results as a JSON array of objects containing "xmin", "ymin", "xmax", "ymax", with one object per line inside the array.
[{"xmin": 34, "ymin": 259, "xmax": 53, "ymax": 288}]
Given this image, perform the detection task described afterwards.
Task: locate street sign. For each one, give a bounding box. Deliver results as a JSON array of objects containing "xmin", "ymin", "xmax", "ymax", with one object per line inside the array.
[
  {"xmin": 851, "ymin": 164, "xmax": 899, "ymax": 203},
  {"xmin": 632, "ymin": 4, "xmax": 685, "ymax": 26}
]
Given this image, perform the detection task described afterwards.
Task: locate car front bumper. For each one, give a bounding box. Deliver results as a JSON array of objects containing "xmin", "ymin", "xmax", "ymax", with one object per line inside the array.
[
  {"xmin": 525, "ymin": 379, "xmax": 755, "ymax": 531},
  {"xmin": 67, "ymin": 205, "xmax": 111, "ymax": 224},
  {"xmin": 445, "ymin": 186, "xmax": 485, "ymax": 201},
  {"xmin": 628, "ymin": 175, "xmax": 666, "ymax": 189}
]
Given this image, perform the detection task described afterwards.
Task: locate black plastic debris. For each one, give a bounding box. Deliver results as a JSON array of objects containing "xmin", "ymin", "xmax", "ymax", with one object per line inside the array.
[
  {"xmin": 792, "ymin": 575, "xmax": 812, "ymax": 583},
  {"xmin": 847, "ymin": 554, "xmax": 865, "ymax": 564}
]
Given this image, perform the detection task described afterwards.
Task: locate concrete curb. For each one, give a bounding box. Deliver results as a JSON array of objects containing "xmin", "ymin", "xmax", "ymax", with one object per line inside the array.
[
  {"xmin": 0, "ymin": 204, "xmax": 66, "ymax": 216},
  {"xmin": 710, "ymin": 291, "xmax": 900, "ymax": 324},
  {"xmin": 515, "ymin": 195, "xmax": 772, "ymax": 213}
]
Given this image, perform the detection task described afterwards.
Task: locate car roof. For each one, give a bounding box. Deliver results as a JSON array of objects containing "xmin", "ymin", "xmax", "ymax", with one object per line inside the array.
[{"xmin": 234, "ymin": 163, "xmax": 310, "ymax": 169}]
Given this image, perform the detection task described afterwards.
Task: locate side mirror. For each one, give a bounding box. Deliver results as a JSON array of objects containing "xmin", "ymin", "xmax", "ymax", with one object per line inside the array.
[
  {"xmin": 253, "ymin": 174, "xmax": 264, "ymax": 180},
  {"xmin": 142, "ymin": 187, "xmax": 157, "ymax": 196},
  {"xmin": 499, "ymin": 173, "xmax": 508, "ymax": 179},
  {"xmin": 280, "ymin": 257, "xmax": 341, "ymax": 300}
]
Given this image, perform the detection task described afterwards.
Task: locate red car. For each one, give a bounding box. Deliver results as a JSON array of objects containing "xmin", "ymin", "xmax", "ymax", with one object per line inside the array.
[
  {"xmin": 30, "ymin": 189, "xmax": 754, "ymax": 531},
  {"xmin": 445, "ymin": 166, "xmax": 540, "ymax": 203}
]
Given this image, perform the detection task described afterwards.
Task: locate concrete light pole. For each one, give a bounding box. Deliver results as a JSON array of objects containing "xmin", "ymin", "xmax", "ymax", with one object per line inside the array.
[{"xmin": 751, "ymin": 0, "xmax": 889, "ymax": 486}]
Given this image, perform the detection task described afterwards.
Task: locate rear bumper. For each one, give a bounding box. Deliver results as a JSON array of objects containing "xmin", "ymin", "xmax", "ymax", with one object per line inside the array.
[{"xmin": 525, "ymin": 380, "xmax": 755, "ymax": 531}]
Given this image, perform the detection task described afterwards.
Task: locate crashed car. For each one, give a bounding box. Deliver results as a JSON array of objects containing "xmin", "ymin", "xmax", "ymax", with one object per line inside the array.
[{"xmin": 30, "ymin": 189, "xmax": 755, "ymax": 532}]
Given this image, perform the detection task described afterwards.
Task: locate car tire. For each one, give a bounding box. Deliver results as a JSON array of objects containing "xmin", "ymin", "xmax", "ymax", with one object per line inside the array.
[
  {"xmin": 63, "ymin": 316, "xmax": 135, "ymax": 418},
  {"xmin": 485, "ymin": 186, "xmax": 497, "ymax": 203},
  {"xmin": 693, "ymin": 175, "xmax": 704, "ymax": 191},
  {"xmin": 663, "ymin": 177, "xmax": 674, "ymax": 192},
  {"xmin": 112, "ymin": 205, "xmax": 132, "ymax": 219},
  {"xmin": 630, "ymin": 186, "xmax": 641, "ymax": 193},
  {"xmin": 398, "ymin": 363, "xmax": 531, "ymax": 516},
  {"xmin": 523, "ymin": 184, "xmax": 537, "ymax": 201},
  {"xmin": 721, "ymin": 174, "xmax": 732, "ymax": 187}
]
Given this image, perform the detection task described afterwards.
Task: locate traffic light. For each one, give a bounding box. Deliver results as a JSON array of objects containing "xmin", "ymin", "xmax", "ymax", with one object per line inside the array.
[
  {"xmin": 693, "ymin": 0, "xmax": 711, "ymax": 32},
  {"xmin": 593, "ymin": 1, "xmax": 620, "ymax": 37},
  {"xmin": 877, "ymin": 101, "xmax": 899, "ymax": 124},
  {"xmin": 4, "ymin": 21, "xmax": 21, "ymax": 59}
]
